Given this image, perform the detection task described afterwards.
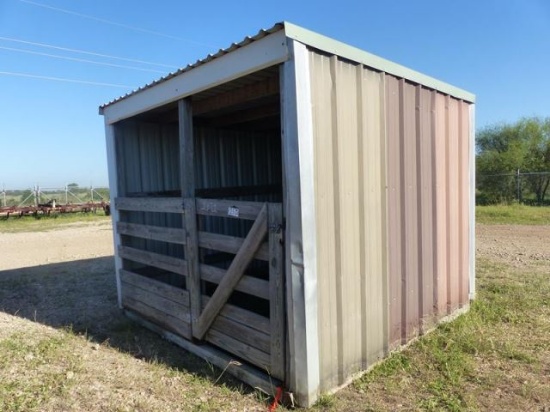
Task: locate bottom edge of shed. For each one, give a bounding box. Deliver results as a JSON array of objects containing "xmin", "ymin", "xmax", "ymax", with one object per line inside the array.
[
  {"xmin": 320, "ymin": 303, "xmax": 472, "ymax": 399},
  {"xmin": 123, "ymin": 309, "xmax": 282, "ymax": 398}
]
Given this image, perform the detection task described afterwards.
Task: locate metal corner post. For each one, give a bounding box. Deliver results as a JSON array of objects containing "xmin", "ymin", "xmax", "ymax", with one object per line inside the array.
[
  {"xmin": 469, "ymin": 104, "xmax": 476, "ymax": 300},
  {"xmin": 104, "ymin": 122, "xmax": 123, "ymax": 308},
  {"xmin": 280, "ymin": 38, "xmax": 320, "ymax": 406}
]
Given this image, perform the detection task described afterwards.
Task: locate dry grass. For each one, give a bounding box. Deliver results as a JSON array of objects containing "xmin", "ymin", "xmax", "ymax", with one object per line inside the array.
[
  {"xmin": 0, "ymin": 259, "xmax": 269, "ymax": 411},
  {"xmin": 0, "ymin": 212, "xmax": 110, "ymax": 234}
]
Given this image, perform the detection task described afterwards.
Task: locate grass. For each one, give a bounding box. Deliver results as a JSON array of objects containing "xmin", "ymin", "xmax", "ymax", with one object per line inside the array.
[
  {"xmin": 1, "ymin": 209, "xmax": 549, "ymax": 410},
  {"xmin": 0, "ymin": 212, "xmax": 110, "ymax": 233},
  {"xmin": 476, "ymin": 203, "xmax": 550, "ymax": 225},
  {"xmin": 0, "ymin": 330, "xmax": 81, "ymax": 412}
]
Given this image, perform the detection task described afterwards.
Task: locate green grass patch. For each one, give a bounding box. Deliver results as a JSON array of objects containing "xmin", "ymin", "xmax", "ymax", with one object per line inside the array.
[
  {"xmin": 476, "ymin": 204, "xmax": 550, "ymax": 225},
  {"xmin": 0, "ymin": 212, "xmax": 110, "ymax": 233}
]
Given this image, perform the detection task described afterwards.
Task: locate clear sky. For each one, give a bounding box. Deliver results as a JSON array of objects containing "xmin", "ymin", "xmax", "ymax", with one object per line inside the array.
[{"xmin": 1, "ymin": 0, "xmax": 549, "ymax": 189}]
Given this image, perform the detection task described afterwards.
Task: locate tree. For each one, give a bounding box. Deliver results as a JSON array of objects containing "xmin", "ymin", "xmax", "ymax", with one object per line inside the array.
[
  {"xmin": 476, "ymin": 117, "xmax": 550, "ymax": 204},
  {"xmin": 520, "ymin": 118, "xmax": 550, "ymax": 203}
]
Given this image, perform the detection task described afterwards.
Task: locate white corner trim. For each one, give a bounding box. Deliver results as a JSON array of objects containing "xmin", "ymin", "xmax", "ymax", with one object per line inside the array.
[
  {"xmin": 105, "ymin": 122, "xmax": 123, "ymax": 308},
  {"xmin": 282, "ymin": 38, "xmax": 320, "ymax": 406},
  {"xmin": 468, "ymin": 104, "xmax": 476, "ymax": 300}
]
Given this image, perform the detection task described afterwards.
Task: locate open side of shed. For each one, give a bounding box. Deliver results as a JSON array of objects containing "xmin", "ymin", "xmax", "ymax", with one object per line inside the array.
[{"xmin": 100, "ymin": 22, "xmax": 475, "ymax": 407}]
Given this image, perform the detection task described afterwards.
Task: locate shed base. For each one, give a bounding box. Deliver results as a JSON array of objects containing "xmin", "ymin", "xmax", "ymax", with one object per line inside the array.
[
  {"xmin": 320, "ymin": 303, "xmax": 472, "ymax": 400},
  {"xmin": 123, "ymin": 310, "xmax": 281, "ymax": 397}
]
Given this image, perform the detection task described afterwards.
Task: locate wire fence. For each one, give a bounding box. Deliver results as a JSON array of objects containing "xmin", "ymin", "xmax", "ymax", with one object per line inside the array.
[
  {"xmin": 1, "ymin": 184, "xmax": 110, "ymax": 208},
  {"xmin": 477, "ymin": 170, "xmax": 550, "ymax": 205}
]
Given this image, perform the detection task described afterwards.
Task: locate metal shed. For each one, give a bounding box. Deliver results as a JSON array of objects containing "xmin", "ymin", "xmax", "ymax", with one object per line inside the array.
[{"xmin": 99, "ymin": 22, "xmax": 475, "ymax": 407}]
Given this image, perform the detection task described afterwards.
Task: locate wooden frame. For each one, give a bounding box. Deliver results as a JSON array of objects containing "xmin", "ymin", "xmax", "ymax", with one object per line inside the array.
[{"xmin": 114, "ymin": 196, "xmax": 286, "ymax": 380}]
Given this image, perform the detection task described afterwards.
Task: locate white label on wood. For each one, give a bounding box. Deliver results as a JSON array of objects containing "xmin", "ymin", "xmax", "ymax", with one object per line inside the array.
[{"xmin": 227, "ymin": 206, "xmax": 240, "ymax": 218}]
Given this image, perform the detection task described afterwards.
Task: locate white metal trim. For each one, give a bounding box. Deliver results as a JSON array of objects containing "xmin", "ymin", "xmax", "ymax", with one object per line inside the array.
[
  {"xmin": 281, "ymin": 39, "xmax": 320, "ymax": 406},
  {"xmin": 468, "ymin": 104, "xmax": 476, "ymax": 300},
  {"xmin": 283, "ymin": 21, "xmax": 475, "ymax": 103},
  {"xmin": 105, "ymin": 122, "xmax": 123, "ymax": 308},
  {"xmin": 102, "ymin": 30, "xmax": 289, "ymax": 124}
]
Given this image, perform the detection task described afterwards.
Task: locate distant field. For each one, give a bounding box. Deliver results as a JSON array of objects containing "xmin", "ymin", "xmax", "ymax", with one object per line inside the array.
[{"xmin": 476, "ymin": 204, "xmax": 550, "ymax": 225}]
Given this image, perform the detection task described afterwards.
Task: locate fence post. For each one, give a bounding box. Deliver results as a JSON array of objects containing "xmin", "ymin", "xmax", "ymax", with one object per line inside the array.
[{"xmin": 516, "ymin": 169, "xmax": 521, "ymax": 203}]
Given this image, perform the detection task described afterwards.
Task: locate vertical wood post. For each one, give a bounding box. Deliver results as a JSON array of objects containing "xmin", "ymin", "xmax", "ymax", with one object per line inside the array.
[
  {"xmin": 179, "ymin": 99, "xmax": 201, "ymax": 330},
  {"xmin": 268, "ymin": 203, "xmax": 285, "ymax": 380}
]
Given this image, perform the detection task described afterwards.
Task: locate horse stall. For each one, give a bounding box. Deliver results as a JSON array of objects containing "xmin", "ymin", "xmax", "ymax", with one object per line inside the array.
[{"xmin": 99, "ymin": 22, "xmax": 475, "ymax": 407}]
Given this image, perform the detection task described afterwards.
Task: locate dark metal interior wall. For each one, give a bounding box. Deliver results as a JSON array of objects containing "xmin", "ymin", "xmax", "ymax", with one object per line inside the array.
[
  {"xmin": 115, "ymin": 120, "xmax": 182, "ymax": 261},
  {"xmin": 193, "ymin": 125, "xmax": 283, "ymax": 239}
]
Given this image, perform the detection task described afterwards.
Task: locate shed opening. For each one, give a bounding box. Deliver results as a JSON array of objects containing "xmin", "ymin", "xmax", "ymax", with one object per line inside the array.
[{"xmin": 112, "ymin": 65, "xmax": 286, "ymax": 381}]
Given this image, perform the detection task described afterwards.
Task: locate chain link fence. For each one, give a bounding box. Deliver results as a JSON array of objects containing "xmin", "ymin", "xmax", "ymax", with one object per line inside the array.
[{"xmin": 476, "ymin": 171, "xmax": 550, "ymax": 205}]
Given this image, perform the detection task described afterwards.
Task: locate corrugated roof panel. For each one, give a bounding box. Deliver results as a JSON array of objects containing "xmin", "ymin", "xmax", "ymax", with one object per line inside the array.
[
  {"xmin": 99, "ymin": 23, "xmax": 284, "ymax": 110},
  {"xmin": 100, "ymin": 21, "xmax": 474, "ymax": 113}
]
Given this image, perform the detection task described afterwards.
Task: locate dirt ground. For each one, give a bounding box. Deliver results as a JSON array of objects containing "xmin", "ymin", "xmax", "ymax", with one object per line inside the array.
[
  {"xmin": 0, "ymin": 221, "xmax": 549, "ymax": 411},
  {"xmin": 0, "ymin": 221, "xmax": 114, "ymax": 270},
  {"xmin": 2, "ymin": 220, "xmax": 548, "ymax": 285},
  {"xmin": 476, "ymin": 224, "xmax": 550, "ymax": 269}
]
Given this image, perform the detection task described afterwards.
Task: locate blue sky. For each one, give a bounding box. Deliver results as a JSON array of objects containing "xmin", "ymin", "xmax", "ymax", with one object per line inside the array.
[{"xmin": 1, "ymin": 0, "xmax": 549, "ymax": 189}]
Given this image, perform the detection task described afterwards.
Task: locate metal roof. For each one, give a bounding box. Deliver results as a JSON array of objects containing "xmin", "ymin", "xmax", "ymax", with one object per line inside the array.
[
  {"xmin": 99, "ymin": 23, "xmax": 285, "ymax": 111},
  {"xmin": 99, "ymin": 21, "xmax": 474, "ymax": 113}
]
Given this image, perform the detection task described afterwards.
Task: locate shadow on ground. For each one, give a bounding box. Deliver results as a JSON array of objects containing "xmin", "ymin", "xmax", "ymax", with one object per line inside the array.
[{"xmin": 0, "ymin": 258, "xmax": 253, "ymax": 395}]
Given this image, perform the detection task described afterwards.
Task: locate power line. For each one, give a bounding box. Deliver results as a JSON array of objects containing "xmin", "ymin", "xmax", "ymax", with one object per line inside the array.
[
  {"xmin": 0, "ymin": 45, "xmax": 168, "ymax": 73},
  {"xmin": 18, "ymin": 0, "xmax": 212, "ymax": 46},
  {"xmin": 0, "ymin": 71, "xmax": 134, "ymax": 88},
  {"xmin": 0, "ymin": 36, "xmax": 178, "ymax": 69}
]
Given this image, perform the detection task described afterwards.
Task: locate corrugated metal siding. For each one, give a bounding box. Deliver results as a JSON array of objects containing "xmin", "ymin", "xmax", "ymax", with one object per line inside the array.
[
  {"xmin": 434, "ymin": 93, "xmax": 448, "ymax": 315},
  {"xmin": 309, "ymin": 48, "xmax": 472, "ymax": 389},
  {"xmin": 194, "ymin": 127, "xmax": 282, "ymax": 200},
  {"xmin": 114, "ymin": 120, "xmax": 183, "ymax": 259},
  {"xmin": 309, "ymin": 51, "xmax": 387, "ymax": 391},
  {"xmin": 385, "ymin": 77, "xmax": 472, "ymax": 348},
  {"xmin": 193, "ymin": 126, "xmax": 282, "ymax": 239},
  {"xmin": 116, "ymin": 120, "xmax": 181, "ymax": 195}
]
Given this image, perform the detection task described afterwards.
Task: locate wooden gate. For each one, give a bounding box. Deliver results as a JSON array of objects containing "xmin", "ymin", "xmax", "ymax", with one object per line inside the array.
[{"xmin": 184, "ymin": 198, "xmax": 285, "ymax": 381}]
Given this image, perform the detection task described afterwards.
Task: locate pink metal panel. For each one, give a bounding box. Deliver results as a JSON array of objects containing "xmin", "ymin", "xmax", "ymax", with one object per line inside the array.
[
  {"xmin": 418, "ymin": 87, "xmax": 435, "ymax": 326},
  {"xmin": 385, "ymin": 75, "xmax": 403, "ymax": 347},
  {"xmin": 446, "ymin": 97, "xmax": 461, "ymax": 312},
  {"xmin": 402, "ymin": 81, "xmax": 420, "ymax": 340},
  {"xmin": 433, "ymin": 93, "xmax": 448, "ymax": 315}
]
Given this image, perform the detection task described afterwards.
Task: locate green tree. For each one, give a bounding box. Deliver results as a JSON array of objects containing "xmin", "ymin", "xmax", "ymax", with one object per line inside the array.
[
  {"xmin": 476, "ymin": 117, "xmax": 550, "ymax": 204},
  {"xmin": 520, "ymin": 118, "xmax": 550, "ymax": 203}
]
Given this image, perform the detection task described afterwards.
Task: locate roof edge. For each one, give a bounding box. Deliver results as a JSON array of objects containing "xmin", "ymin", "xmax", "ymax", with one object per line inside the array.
[{"xmin": 283, "ymin": 21, "xmax": 475, "ymax": 103}]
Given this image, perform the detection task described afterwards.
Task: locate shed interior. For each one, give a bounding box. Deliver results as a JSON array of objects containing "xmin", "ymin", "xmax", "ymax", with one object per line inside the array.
[{"xmin": 113, "ymin": 65, "xmax": 285, "ymax": 361}]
